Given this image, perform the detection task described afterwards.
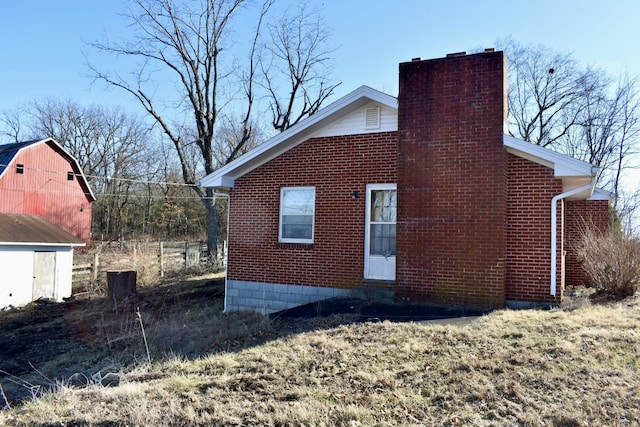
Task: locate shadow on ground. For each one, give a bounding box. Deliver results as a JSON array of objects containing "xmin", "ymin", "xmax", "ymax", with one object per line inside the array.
[{"xmin": 273, "ymin": 297, "xmax": 491, "ymax": 323}]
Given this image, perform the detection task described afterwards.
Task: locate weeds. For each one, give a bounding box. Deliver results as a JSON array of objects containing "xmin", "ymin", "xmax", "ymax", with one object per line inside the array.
[
  {"xmin": 0, "ymin": 383, "xmax": 10, "ymax": 410},
  {"xmin": 136, "ymin": 307, "xmax": 151, "ymax": 364}
]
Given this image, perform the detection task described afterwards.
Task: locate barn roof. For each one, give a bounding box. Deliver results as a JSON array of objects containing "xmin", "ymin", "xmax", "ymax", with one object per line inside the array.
[
  {"xmin": 0, "ymin": 137, "xmax": 96, "ymax": 201},
  {"xmin": 0, "ymin": 140, "xmax": 42, "ymax": 176},
  {"xmin": 0, "ymin": 213, "xmax": 85, "ymax": 247}
]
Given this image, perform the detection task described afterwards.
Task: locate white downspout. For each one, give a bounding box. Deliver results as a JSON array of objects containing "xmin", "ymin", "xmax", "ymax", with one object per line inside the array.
[
  {"xmin": 219, "ymin": 192, "xmax": 231, "ymax": 313},
  {"xmin": 550, "ymin": 179, "xmax": 597, "ymax": 296}
]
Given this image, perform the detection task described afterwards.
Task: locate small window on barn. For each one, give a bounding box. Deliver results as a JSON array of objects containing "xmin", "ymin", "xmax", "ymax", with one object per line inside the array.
[
  {"xmin": 67, "ymin": 171, "xmax": 74, "ymax": 181},
  {"xmin": 279, "ymin": 187, "xmax": 315, "ymax": 244},
  {"xmin": 16, "ymin": 164, "xmax": 24, "ymax": 174}
]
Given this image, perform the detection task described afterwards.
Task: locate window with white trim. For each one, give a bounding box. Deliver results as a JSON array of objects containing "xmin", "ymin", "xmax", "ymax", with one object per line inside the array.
[{"xmin": 279, "ymin": 187, "xmax": 315, "ymax": 243}]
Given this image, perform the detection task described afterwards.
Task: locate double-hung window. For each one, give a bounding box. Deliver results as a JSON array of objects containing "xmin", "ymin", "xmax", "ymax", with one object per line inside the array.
[{"xmin": 279, "ymin": 187, "xmax": 315, "ymax": 243}]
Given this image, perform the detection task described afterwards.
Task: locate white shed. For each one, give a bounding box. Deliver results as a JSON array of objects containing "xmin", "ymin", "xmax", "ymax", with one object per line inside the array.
[{"xmin": 0, "ymin": 213, "xmax": 85, "ymax": 309}]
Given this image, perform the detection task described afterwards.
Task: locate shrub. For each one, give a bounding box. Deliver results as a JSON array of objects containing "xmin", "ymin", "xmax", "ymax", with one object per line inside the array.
[{"xmin": 577, "ymin": 228, "xmax": 640, "ymax": 298}]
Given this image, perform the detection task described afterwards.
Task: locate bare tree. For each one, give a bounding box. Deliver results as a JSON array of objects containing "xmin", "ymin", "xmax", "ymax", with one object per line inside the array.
[
  {"xmin": 23, "ymin": 99, "xmax": 157, "ymax": 237},
  {"xmin": 87, "ymin": 0, "xmax": 270, "ymax": 258},
  {"xmin": 563, "ymin": 76, "xmax": 640, "ymax": 206},
  {"xmin": 0, "ymin": 109, "xmax": 24, "ymax": 142},
  {"xmin": 498, "ymin": 38, "xmax": 604, "ymax": 148},
  {"xmin": 261, "ymin": 2, "xmax": 340, "ymax": 132},
  {"xmin": 500, "ymin": 38, "xmax": 640, "ymax": 216},
  {"xmin": 88, "ymin": 0, "xmax": 339, "ymax": 260}
]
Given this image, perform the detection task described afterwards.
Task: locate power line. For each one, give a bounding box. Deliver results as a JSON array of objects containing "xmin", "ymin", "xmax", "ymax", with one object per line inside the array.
[
  {"xmin": 0, "ymin": 185, "xmax": 210, "ymax": 200},
  {"xmin": 0, "ymin": 162, "xmax": 202, "ymax": 187}
]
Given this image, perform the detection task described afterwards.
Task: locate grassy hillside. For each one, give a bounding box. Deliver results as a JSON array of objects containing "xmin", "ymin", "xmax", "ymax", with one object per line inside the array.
[{"xmin": 1, "ymin": 280, "xmax": 639, "ymax": 426}]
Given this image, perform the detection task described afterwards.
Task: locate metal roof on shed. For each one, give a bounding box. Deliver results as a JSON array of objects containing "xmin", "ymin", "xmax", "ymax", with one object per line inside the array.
[{"xmin": 0, "ymin": 213, "xmax": 85, "ymax": 246}]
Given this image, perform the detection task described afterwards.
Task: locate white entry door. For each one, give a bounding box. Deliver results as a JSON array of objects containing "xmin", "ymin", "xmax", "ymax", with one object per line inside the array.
[{"xmin": 364, "ymin": 184, "xmax": 396, "ymax": 280}]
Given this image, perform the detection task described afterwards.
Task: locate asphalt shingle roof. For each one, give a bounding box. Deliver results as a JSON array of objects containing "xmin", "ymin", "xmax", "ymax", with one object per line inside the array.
[{"xmin": 0, "ymin": 213, "xmax": 85, "ymax": 246}]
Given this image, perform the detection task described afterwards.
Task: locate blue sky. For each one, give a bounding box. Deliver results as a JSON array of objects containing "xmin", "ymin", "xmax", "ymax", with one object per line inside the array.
[{"xmin": 1, "ymin": 0, "xmax": 639, "ymax": 110}]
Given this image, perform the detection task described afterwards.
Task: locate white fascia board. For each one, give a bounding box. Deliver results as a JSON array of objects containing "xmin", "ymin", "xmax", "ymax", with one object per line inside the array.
[
  {"xmin": 198, "ymin": 86, "xmax": 398, "ymax": 188},
  {"xmin": 0, "ymin": 241, "xmax": 85, "ymax": 247},
  {"xmin": 503, "ymin": 134, "xmax": 595, "ymax": 178}
]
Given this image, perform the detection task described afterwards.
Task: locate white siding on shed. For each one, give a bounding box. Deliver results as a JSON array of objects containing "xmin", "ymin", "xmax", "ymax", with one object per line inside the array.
[
  {"xmin": 0, "ymin": 247, "xmax": 33, "ymax": 307},
  {"xmin": 0, "ymin": 245, "xmax": 74, "ymax": 308}
]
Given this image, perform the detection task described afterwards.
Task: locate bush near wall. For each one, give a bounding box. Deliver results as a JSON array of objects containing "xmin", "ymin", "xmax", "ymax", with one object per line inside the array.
[{"xmin": 577, "ymin": 229, "xmax": 640, "ymax": 298}]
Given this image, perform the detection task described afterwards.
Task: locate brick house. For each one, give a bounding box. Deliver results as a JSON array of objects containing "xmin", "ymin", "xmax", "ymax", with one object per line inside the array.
[
  {"xmin": 0, "ymin": 137, "xmax": 95, "ymax": 246},
  {"xmin": 200, "ymin": 50, "xmax": 610, "ymax": 313}
]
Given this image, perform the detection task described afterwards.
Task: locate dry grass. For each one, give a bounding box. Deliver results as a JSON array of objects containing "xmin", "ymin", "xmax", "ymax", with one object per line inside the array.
[{"xmin": 2, "ymin": 291, "xmax": 639, "ymax": 426}]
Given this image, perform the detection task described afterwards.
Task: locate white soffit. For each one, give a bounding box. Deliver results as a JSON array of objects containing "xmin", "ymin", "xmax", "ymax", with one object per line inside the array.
[{"xmin": 503, "ymin": 134, "xmax": 596, "ymax": 178}]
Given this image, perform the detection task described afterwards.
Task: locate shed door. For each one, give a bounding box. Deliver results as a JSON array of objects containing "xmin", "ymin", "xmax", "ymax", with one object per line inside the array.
[
  {"xmin": 364, "ymin": 184, "xmax": 396, "ymax": 281},
  {"xmin": 33, "ymin": 251, "xmax": 56, "ymax": 300}
]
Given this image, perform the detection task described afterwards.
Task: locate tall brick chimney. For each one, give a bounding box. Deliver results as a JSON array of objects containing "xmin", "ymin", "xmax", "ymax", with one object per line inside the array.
[{"xmin": 396, "ymin": 50, "xmax": 508, "ymax": 307}]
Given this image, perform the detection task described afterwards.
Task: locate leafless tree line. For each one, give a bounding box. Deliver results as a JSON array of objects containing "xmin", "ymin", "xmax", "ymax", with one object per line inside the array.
[
  {"xmin": 0, "ymin": 99, "xmax": 214, "ymax": 240},
  {"xmin": 1, "ymin": 0, "xmax": 340, "ymax": 249}
]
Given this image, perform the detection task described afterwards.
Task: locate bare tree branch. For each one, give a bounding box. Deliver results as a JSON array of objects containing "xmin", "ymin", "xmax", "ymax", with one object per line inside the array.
[
  {"xmin": 260, "ymin": 1, "xmax": 341, "ymax": 132},
  {"xmin": 87, "ymin": 0, "xmax": 339, "ymax": 259},
  {"xmin": 500, "ymin": 37, "xmax": 640, "ymax": 216}
]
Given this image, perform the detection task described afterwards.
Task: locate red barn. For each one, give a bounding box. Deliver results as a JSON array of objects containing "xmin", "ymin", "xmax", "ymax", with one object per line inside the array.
[
  {"xmin": 200, "ymin": 50, "xmax": 611, "ymax": 313},
  {"xmin": 0, "ymin": 137, "xmax": 95, "ymax": 246}
]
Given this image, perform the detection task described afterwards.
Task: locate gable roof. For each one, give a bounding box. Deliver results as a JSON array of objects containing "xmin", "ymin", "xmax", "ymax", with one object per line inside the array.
[
  {"xmin": 199, "ymin": 86, "xmax": 603, "ymax": 197},
  {"xmin": 0, "ymin": 137, "xmax": 96, "ymax": 202},
  {"xmin": 0, "ymin": 213, "xmax": 85, "ymax": 247},
  {"xmin": 199, "ymin": 86, "xmax": 398, "ymax": 188}
]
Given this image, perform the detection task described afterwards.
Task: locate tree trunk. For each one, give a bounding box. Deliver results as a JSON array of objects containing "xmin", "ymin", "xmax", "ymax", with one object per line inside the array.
[{"xmin": 204, "ymin": 189, "xmax": 218, "ymax": 264}]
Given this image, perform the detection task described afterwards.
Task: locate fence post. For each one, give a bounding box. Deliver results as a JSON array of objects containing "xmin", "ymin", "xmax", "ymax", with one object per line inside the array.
[
  {"xmin": 159, "ymin": 241, "xmax": 165, "ymax": 278},
  {"xmin": 92, "ymin": 253, "xmax": 99, "ymax": 281},
  {"xmin": 184, "ymin": 241, "xmax": 189, "ymax": 270}
]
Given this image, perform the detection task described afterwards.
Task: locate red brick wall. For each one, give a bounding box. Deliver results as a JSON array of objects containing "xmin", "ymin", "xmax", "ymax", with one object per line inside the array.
[
  {"xmin": 565, "ymin": 199, "xmax": 610, "ymax": 287},
  {"xmin": 0, "ymin": 142, "xmax": 93, "ymax": 246},
  {"xmin": 227, "ymin": 132, "xmax": 397, "ymax": 288},
  {"xmin": 506, "ymin": 154, "xmax": 564, "ymax": 303},
  {"xmin": 396, "ymin": 51, "xmax": 508, "ymax": 307}
]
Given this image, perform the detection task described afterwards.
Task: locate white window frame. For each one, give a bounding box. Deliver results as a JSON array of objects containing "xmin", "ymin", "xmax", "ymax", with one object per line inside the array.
[{"xmin": 279, "ymin": 186, "xmax": 316, "ymax": 244}]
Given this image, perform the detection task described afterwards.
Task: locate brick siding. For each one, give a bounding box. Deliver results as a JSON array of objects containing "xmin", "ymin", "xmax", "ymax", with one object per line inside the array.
[
  {"xmin": 396, "ymin": 51, "xmax": 508, "ymax": 307},
  {"xmin": 506, "ymin": 154, "xmax": 564, "ymax": 303},
  {"xmin": 227, "ymin": 132, "xmax": 397, "ymax": 289}
]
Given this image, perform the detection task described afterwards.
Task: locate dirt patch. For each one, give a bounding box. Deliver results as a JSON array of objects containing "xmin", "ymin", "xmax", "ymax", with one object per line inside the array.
[{"xmin": 0, "ymin": 275, "xmax": 225, "ymax": 404}]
